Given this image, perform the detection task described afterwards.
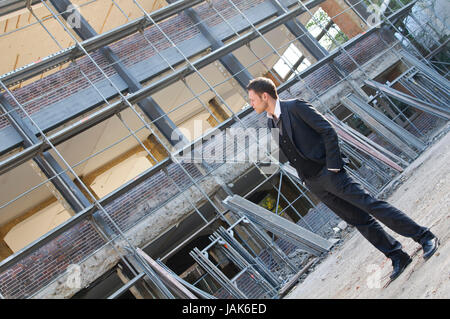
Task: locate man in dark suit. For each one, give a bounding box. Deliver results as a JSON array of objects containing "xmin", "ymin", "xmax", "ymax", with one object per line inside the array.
[{"xmin": 247, "ymin": 77, "xmax": 439, "ymax": 281}]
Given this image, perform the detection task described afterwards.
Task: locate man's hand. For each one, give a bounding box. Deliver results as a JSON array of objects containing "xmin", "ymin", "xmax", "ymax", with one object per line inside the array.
[{"xmin": 327, "ymin": 168, "xmax": 341, "ymax": 173}]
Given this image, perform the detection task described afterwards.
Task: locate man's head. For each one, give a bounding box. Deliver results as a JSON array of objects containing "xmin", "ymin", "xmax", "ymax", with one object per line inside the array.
[{"xmin": 246, "ymin": 77, "xmax": 278, "ymax": 114}]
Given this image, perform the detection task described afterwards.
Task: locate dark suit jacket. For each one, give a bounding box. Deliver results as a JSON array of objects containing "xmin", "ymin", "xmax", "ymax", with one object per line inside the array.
[{"xmin": 268, "ymin": 98, "xmax": 346, "ymax": 170}]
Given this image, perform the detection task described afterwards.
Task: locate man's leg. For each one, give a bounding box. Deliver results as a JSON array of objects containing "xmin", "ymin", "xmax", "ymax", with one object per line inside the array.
[
  {"xmin": 304, "ymin": 178, "xmax": 403, "ymax": 258},
  {"xmin": 317, "ymin": 168, "xmax": 433, "ymax": 244}
]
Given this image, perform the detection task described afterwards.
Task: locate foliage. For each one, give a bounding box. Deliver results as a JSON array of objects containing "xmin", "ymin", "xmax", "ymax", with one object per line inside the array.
[
  {"xmin": 259, "ymin": 193, "xmax": 283, "ymax": 214},
  {"xmin": 305, "ymin": 8, "xmax": 348, "ymax": 50}
]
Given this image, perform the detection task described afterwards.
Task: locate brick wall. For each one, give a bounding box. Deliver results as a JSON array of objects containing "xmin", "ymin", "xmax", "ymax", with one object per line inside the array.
[
  {"xmin": 0, "ymin": 161, "xmax": 205, "ymax": 298},
  {"xmin": 0, "ymin": 107, "xmax": 266, "ymax": 299},
  {"xmin": 0, "ymin": 220, "xmax": 104, "ymax": 298},
  {"xmin": 280, "ymin": 30, "xmax": 394, "ymax": 100},
  {"xmin": 0, "ymin": 0, "xmax": 267, "ymax": 299},
  {"xmin": 0, "ymin": 0, "xmax": 267, "ymax": 131}
]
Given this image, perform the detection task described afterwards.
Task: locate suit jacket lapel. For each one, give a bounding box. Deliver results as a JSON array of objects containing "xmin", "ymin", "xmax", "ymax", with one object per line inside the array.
[
  {"xmin": 267, "ymin": 101, "xmax": 306, "ymax": 159},
  {"xmin": 279, "ymin": 100, "xmax": 309, "ymax": 160},
  {"xmin": 279, "ymin": 100, "xmax": 294, "ymax": 142},
  {"xmin": 266, "ymin": 100, "xmax": 293, "ymax": 142}
]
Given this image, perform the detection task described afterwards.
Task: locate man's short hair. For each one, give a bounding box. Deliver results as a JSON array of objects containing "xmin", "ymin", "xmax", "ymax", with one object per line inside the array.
[{"xmin": 246, "ymin": 77, "xmax": 278, "ymax": 100}]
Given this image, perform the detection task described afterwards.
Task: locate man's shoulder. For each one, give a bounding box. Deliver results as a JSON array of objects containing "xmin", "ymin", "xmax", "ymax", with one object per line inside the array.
[
  {"xmin": 280, "ymin": 98, "xmax": 310, "ymax": 111},
  {"xmin": 280, "ymin": 98, "xmax": 298, "ymax": 104},
  {"xmin": 280, "ymin": 98, "xmax": 309, "ymax": 104}
]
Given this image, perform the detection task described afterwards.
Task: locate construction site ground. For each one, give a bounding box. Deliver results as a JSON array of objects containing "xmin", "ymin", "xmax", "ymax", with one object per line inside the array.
[{"xmin": 285, "ymin": 123, "xmax": 450, "ymax": 299}]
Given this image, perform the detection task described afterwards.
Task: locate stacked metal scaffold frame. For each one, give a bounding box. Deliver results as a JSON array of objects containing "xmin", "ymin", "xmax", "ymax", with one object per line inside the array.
[{"xmin": 0, "ymin": 0, "xmax": 448, "ymax": 299}]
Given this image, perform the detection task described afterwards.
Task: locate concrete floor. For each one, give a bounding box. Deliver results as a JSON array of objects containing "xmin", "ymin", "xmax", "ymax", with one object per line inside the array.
[{"xmin": 285, "ymin": 123, "xmax": 450, "ymax": 299}]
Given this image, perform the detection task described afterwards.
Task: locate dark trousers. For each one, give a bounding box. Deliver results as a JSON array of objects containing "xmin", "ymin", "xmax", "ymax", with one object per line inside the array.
[{"xmin": 303, "ymin": 167, "xmax": 432, "ymax": 258}]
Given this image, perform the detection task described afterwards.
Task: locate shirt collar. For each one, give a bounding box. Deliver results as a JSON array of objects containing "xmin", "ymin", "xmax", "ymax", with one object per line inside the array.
[{"xmin": 266, "ymin": 99, "xmax": 281, "ymax": 120}]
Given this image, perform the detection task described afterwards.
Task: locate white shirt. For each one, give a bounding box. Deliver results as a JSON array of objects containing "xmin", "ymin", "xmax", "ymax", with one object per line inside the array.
[{"xmin": 267, "ymin": 98, "xmax": 282, "ymax": 135}]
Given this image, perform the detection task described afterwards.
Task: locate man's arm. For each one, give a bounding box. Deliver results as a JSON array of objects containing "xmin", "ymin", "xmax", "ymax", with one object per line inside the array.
[{"xmin": 290, "ymin": 99, "xmax": 342, "ymax": 171}]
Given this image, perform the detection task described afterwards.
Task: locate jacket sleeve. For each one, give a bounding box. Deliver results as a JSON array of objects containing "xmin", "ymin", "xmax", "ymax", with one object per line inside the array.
[{"xmin": 290, "ymin": 99, "xmax": 342, "ymax": 169}]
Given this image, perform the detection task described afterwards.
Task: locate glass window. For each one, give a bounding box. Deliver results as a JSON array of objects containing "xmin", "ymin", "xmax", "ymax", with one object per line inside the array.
[{"xmin": 273, "ymin": 43, "xmax": 304, "ymax": 79}]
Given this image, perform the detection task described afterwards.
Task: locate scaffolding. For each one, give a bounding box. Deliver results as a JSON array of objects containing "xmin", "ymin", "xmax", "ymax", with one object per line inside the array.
[{"xmin": 0, "ymin": 0, "xmax": 448, "ymax": 299}]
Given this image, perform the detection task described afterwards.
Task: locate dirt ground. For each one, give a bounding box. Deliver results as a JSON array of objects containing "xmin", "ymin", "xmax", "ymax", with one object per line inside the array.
[{"xmin": 285, "ymin": 123, "xmax": 450, "ymax": 299}]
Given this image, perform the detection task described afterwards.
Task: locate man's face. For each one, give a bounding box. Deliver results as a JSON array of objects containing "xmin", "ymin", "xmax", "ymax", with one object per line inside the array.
[{"xmin": 248, "ymin": 90, "xmax": 268, "ymax": 114}]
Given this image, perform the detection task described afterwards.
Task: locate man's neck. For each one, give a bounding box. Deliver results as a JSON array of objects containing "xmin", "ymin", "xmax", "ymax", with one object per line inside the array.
[{"xmin": 266, "ymin": 98, "xmax": 277, "ymax": 119}]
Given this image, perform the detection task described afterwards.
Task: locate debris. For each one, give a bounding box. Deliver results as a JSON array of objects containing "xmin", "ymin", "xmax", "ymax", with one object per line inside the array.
[{"xmin": 337, "ymin": 221, "xmax": 348, "ymax": 230}]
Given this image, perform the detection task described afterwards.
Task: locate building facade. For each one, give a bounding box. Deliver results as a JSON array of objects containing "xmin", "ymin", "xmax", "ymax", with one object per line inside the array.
[{"xmin": 0, "ymin": 0, "xmax": 448, "ymax": 299}]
